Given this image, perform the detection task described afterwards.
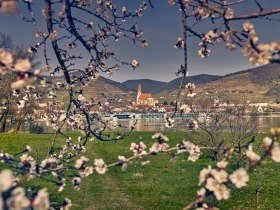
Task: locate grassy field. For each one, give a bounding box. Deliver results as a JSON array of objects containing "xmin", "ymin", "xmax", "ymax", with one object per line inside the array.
[{"xmin": 0, "ymin": 132, "xmax": 280, "ymax": 210}]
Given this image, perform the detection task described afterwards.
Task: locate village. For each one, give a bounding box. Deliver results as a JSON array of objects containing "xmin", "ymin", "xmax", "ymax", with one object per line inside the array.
[{"xmin": 33, "ymin": 83, "xmax": 280, "ymax": 118}]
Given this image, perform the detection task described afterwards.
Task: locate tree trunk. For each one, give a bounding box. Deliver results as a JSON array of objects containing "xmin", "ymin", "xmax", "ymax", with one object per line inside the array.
[{"xmin": 255, "ymin": 185, "xmax": 260, "ymax": 210}]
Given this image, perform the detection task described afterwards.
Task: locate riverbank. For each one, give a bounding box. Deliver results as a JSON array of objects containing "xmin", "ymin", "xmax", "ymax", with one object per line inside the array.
[{"xmin": 0, "ymin": 132, "xmax": 279, "ymax": 209}]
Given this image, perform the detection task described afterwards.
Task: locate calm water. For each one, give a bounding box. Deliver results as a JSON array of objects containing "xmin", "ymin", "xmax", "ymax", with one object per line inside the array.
[
  {"xmin": 36, "ymin": 116, "xmax": 280, "ymax": 133},
  {"xmin": 257, "ymin": 116, "xmax": 280, "ymax": 132},
  {"xmin": 112, "ymin": 116, "xmax": 280, "ymax": 133}
]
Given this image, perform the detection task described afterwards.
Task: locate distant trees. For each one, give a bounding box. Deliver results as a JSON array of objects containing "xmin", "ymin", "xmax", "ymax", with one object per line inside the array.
[
  {"xmin": 0, "ymin": 31, "xmax": 13, "ymax": 50},
  {"xmin": 0, "ymin": 32, "xmax": 40, "ymax": 132},
  {"xmin": 170, "ymin": 101, "xmax": 175, "ymax": 107}
]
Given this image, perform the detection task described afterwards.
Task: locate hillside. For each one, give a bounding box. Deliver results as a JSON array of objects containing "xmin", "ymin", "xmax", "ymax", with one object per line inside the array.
[
  {"xmin": 163, "ymin": 74, "xmax": 222, "ymax": 92},
  {"xmin": 50, "ymin": 73, "xmax": 133, "ymax": 100},
  {"xmin": 83, "ymin": 77, "xmax": 132, "ymax": 99},
  {"xmin": 123, "ymin": 74, "xmax": 221, "ymax": 94},
  {"xmin": 223, "ymin": 63, "xmax": 280, "ymax": 84},
  {"xmin": 97, "ymin": 76, "xmax": 130, "ymax": 92},
  {"xmin": 156, "ymin": 64, "xmax": 280, "ymax": 103},
  {"xmin": 47, "ymin": 64, "xmax": 280, "ymax": 103}
]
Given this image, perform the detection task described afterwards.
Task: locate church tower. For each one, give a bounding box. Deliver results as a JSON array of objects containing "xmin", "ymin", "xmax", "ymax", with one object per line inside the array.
[
  {"xmin": 135, "ymin": 83, "xmax": 157, "ymax": 106},
  {"xmin": 136, "ymin": 84, "xmax": 142, "ymax": 103}
]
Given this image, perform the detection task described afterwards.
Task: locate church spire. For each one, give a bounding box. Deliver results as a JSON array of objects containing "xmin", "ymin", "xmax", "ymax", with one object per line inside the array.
[
  {"xmin": 137, "ymin": 84, "xmax": 142, "ymax": 94},
  {"xmin": 136, "ymin": 84, "xmax": 142, "ymax": 103}
]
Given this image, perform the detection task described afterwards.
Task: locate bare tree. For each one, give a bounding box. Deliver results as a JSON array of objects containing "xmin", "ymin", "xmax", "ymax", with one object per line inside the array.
[
  {"xmin": 0, "ymin": 31, "xmax": 14, "ymax": 50},
  {"xmin": 193, "ymin": 102, "xmax": 258, "ymax": 164},
  {"xmin": 0, "ymin": 32, "xmax": 40, "ymax": 132}
]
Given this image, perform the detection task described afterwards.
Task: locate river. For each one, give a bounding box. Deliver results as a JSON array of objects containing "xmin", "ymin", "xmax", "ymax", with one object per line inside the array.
[
  {"xmin": 34, "ymin": 115, "xmax": 280, "ymax": 133},
  {"xmin": 109, "ymin": 116, "xmax": 280, "ymax": 133}
]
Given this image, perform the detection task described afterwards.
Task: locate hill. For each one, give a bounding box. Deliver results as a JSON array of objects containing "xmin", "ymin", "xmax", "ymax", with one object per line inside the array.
[
  {"xmin": 97, "ymin": 76, "xmax": 130, "ymax": 92},
  {"xmin": 223, "ymin": 63, "xmax": 280, "ymax": 84},
  {"xmin": 50, "ymin": 73, "xmax": 133, "ymax": 99},
  {"xmin": 46, "ymin": 64, "xmax": 280, "ymax": 103},
  {"xmin": 122, "ymin": 74, "xmax": 221, "ymax": 94},
  {"xmin": 155, "ymin": 64, "xmax": 280, "ymax": 103},
  {"xmin": 83, "ymin": 77, "xmax": 132, "ymax": 99},
  {"xmin": 122, "ymin": 79, "xmax": 167, "ymax": 94},
  {"xmin": 163, "ymin": 74, "xmax": 222, "ymax": 92}
]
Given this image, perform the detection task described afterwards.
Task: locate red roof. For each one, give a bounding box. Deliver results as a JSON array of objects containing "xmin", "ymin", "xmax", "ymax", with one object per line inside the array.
[{"xmin": 138, "ymin": 93, "xmax": 152, "ymax": 100}]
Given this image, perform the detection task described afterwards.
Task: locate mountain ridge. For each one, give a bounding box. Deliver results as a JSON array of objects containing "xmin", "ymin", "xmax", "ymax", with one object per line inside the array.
[
  {"xmin": 50, "ymin": 63, "xmax": 280, "ymax": 102},
  {"xmin": 122, "ymin": 74, "xmax": 222, "ymax": 94}
]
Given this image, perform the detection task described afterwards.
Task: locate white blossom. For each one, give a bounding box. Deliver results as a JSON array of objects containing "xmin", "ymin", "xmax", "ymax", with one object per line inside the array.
[
  {"xmin": 225, "ymin": 7, "xmax": 234, "ymax": 19},
  {"xmin": 0, "ymin": 169, "xmax": 14, "ymax": 192},
  {"xmin": 246, "ymin": 149, "xmax": 260, "ymax": 161},
  {"xmin": 214, "ymin": 184, "xmax": 230, "ymax": 200},
  {"xmin": 263, "ymin": 137, "xmax": 273, "ymax": 148},
  {"xmin": 7, "ymin": 187, "xmax": 30, "ymax": 209},
  {"xmin": 217, "ymin": 161, "xmax": 228, "ymax": 169},
  {"xmin": 130, "ymin": 59, "xmax": 139, "ymax": 68},
  {"xmin": 199, "ymin": 165, "xmax": 215, "ymax": 185},
  {"xmin": 17, "ymin": 100, "xmax": 25, "ymax": 109},
  {"xmin": 72, "ymin": 176, "xmax": 81, "ymax": 190},
  {"xmin": 80, "ymin": 166, "xmax": 94, "ymax": 177},
  {"xmin": 130, "ymin": 141, "xmax": 147, "ymax": 156},
  {"xmin": 118, "ymin": 156, "xmax": 127, "ymax": 162},
  {"xmin": 32, "ymin": 188, "xmax": 50, "ymax": 210},
  {"xmin": 179, "ymin": 104, "xmax": 191, "ymax": 114},
  {"xmin": 165, "ymin": 117, "xmax": 175, "ymax": 128},
  {"xmin": 188, "ymin": 152, "xmax": 200, "ymax": 162},
  {"xmin": 75, "ymin": 156, "xmax": 89, "ymax": 169},
  {"xmin": 0, "ymin": 48, "xmax": 13, "ymax": 65},
  {"xmin": 59, "ymin": 113, "xmax": 67, "ymax": 122},
  {"xmin": 197, "ymin": 188, "xmax": 206, "ymax": 196},
  {"xmin": 205, "ymin": 177, "xmax": 220, "ymax": 192},
  {"xmin": 243, "ymin": 21, "xmax": 254, "ymax": 32},
  {"xmin": 212, "ymin": 170, "xmax": 228, "ymax": 183},
  {"xmin": 11, "ymin": 80, "xmax": 27, "ymax": 89},
  {"xmin": 94, "ymin": 158, "xmax": 108, "ymax": 174},
  {"xmin": 149, "ymin": 142, "xmax": 169, "ymax": 153},
  {"xmin": 271, "ymin": 146, "xmax": 280, "ymax": 162},
  {"xmin": 229, "ymin": 168, "xmax": 249, "ymax": 188},
  {"xmin": 26, "ymin": 145, "xmax": 32, "ymax": 152},
  {"xmin": 14, "ymin": 59, "xmax": 31, "ymax": 72},
  {"xmin": 152, "ymin": 133, "xmax": 169, "ymax": 141},
  {"xmin": 49, "ymin": 30, "xmax": 58, "ymax": 41},
  {"xmin": 61, "ymin": 198, "xmax": 72, "ymax": 209},
  {"xmin": 189, "ymin": 120, "xmax": 199, "ymax": 129}
]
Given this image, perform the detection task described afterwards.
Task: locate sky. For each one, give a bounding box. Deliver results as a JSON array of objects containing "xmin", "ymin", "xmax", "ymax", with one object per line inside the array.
[{"xmin": 0, "ymin": 0, "xmax": 280, "ymax": 82}]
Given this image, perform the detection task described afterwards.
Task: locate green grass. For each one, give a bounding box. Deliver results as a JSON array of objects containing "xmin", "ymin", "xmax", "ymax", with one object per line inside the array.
[{"xmin": 0, "ymin": 132, "xmax": 279, "ymax": 209}]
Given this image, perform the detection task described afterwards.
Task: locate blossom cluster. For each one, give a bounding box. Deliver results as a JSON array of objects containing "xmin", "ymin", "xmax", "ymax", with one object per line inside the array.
[
  {"xmin": 0, "ymin": 169, "xmax": 72, "ymax": 209},
  {"xmin": 177, "ymin": 140, "xmax": 201, "ymax": 162},
  {"xmin": 0, "ymin": 48, "xmax": 40, "ymax": 89},
  {"xmin": 189, "ymin": 132, "xmax": 280, "ymax": 209},
  {"xmin": 242, "ymin": 21, "xmax": 280, "ymax": 65},
  {"xmin": 186, "ymin": 83, "xmax": 196, "ymax": 97}
]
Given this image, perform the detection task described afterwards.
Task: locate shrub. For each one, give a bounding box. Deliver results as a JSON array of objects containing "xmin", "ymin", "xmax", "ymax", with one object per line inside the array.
[{"xmin": 29, "ymin": 123, "xmax": 44, "ymax": 134}]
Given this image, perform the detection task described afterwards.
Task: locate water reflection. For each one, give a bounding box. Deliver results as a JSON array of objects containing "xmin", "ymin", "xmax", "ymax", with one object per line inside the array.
[
  {"xmin": 257, "ymin": 116, "xmax": 280, "ymax": 132},
  {"xmin": 34, "ymin": 116, "xmax": 280, "ymax": 133},
  {"xmin": 113, "ymin": 116, "xmax": 280, "ymax": 133}
]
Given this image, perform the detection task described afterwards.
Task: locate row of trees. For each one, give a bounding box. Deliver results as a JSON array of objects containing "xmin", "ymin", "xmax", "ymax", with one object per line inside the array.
[{"xmin": 0, "ymin": 32, "xmax": 42, "ymax": 133}]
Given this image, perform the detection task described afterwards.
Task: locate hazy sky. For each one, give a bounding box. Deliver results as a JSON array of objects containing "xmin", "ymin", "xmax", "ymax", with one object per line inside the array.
[{"xmin": 0, "ymin": 0, "xmax": 280, "ymax": 82}]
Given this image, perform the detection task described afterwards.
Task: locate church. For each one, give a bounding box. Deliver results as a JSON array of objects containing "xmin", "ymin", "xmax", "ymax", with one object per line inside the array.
[{"xmin": 136, "ymin": 84, "xmax": 158, "ymax": 106}]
